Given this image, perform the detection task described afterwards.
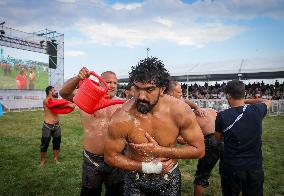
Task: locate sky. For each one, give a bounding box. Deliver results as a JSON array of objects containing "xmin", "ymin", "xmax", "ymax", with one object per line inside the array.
[{"xmin": 1, "ymin": 0, "xmax": 284, "ymax": 79}]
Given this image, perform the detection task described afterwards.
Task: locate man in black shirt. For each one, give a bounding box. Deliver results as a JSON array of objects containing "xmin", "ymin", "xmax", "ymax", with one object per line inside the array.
[{"xmin": 215, "ymin": 80, "xmax": 271, "ymax": 196}]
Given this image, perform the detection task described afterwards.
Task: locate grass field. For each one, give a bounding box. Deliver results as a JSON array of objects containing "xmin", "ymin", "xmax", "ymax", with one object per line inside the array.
[{"xmin": 0, "ymin": 110, "xmax": 283, "ymax": 196}]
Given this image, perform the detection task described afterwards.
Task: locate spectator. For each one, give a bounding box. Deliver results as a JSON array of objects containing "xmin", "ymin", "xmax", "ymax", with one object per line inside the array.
[
  {"xmin": 28, "ymin": 66, "xmax": 36, "ymax": 89},
  {"xmin": 119, "ymin": 80, "xmax": 284, "ymax": 100},
  {"xmin": 15, "ymin": 69, "xmax": 27, "ymax": 89},
  {"xmin": 215, "ymin": 80, "xmax": 272, "ymax": 196}
]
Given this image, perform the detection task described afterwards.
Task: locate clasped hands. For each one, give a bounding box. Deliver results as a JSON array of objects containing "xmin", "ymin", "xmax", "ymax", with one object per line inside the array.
[{"xmin": 129, "ymin": 132, "xmax": 176, "ymax": 174}]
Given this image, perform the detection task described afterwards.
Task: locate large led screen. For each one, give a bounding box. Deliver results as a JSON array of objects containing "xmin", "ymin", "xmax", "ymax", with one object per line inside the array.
[{"xmin": 0, "ymin": 46, "xmax": 48, "ymax": 90}]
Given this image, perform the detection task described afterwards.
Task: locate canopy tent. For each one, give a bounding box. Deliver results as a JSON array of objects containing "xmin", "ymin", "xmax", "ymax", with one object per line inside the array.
[
  {"xmin": 170, "ymin": 71, "xmax": 284, "ymax": 82},
  {"xmin": 118, "ymin": 56, "xmax": 284, "ymax": 83}
]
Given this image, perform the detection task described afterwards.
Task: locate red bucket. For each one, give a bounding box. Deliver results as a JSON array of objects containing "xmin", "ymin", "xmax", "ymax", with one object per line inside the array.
[{"xmin": 73, "ymin": 71, "xmax": 109, "ymax": 114}]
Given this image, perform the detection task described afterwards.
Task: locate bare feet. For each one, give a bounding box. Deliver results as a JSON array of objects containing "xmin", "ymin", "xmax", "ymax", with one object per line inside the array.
[
  {"xmin": 39, "ymin": 160, "xmax": 45, "ymax": 167},
  {"xmin": 39, "ymin": 152, "xmax": 46, "ymax": 167},
  {"xmin": 53, "ymin": 150, "xmax": 60, "ymax": 164},
  {"xmin": 54, "ymin": 159, "xmax": 60, "ymax": 164}
]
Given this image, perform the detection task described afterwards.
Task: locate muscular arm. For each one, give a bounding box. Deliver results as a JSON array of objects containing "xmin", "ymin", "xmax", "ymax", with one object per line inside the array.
[
  {"xmin": 152, "ymin": 104, "xmax": 205, "ymax": 159},
  {"xmin": 60, "ymin": 67, "xmax": 90, "ymax": 102},
  {"xmin": 184, "ymin": 99, "xmax": 206, "ymax": 117},
  {"xmin": 244, "ymin": 98, "xmax": 272, "ymax": 110},
  {"xmin": 104, "ymin": 116, "xmax": 142, "ymax": 172},
  {"xmin": 179, "ymin": 110, "xmax": 205, "ymax": 158},
  {"xmin": 59, "ymin": 76, "xmax": 80, "ymax": 102},
  {"xmin": 184, "ymin": 99, "xmax": 198, "ymax": 110}
]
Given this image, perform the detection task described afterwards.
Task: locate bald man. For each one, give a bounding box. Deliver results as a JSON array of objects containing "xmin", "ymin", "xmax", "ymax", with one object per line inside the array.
[
  {"xmin": 165, "ymin": 80, "xmax": 206, "ymax": 117},
  {"xmin": 60, "ymin": 68, "xmax": 124, "ymax": 196},
  {"xmin": 166, "ymin": 80, "xmax": 222, "ymax": 196}
]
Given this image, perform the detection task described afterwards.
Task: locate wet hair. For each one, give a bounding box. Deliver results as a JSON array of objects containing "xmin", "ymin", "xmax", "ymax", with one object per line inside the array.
[
  {"xmin": 129, "ymin": 57, "xmax": 170, "ymax": 88},
  {"xmin": 164, "ymin": 80, "xmax": 179, "ymax": 94},
  {"xmin": 225, "ymin": 80, "xmax": 245, "ymax": 99},
  {"xmin": 45, "ymin": 86, "xmax": 54, "ymax": 96}
]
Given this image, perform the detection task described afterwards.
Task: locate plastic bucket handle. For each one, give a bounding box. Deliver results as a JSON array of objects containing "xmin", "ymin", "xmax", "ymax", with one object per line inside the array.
[{"xmin": 89, "ymin": 71, "xmax": 110, "ymax": 94}]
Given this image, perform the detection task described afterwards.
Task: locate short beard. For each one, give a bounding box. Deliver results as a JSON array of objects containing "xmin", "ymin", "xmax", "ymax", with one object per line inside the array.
[
  {"xmin": 53, "ymin": 92, "xmax": 59, "ymax": 98},
  {"xmin": 136, "ymin": 96, "xmax": 159, "ymax": 114}
]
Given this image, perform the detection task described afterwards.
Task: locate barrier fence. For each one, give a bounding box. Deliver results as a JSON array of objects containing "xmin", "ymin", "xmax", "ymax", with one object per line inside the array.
[
  {"xmin": 0, "ymin": 89, "xmax": 45, "ymax": 112},
  {"xmin": 192, "ymin": 99, "xmax": 284, "ymax": 116},
  {"xmin": 1, "ymin": 94, "xmax": 284, "ymax": 116}
]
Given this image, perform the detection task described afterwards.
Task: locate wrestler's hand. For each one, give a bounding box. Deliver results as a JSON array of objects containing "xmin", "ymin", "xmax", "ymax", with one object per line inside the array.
[
  {"xmin": 177, "ymin": 136, "xmax": 187, "ymax": 145},
  {"xmin": 194, "ymin": 108, "xmax": 207, "ymax": 118},
  {"xmin": 77, "ymin": 67, "xmax": 90, "ymax": 80},
  {"xmin": 129, "ymin": 132, "xmax": 161, "ymax": 157},
  {"xmin": 67, "ymin": 103, "xmax": 76, "ymax": 109},
  {"xmin": 156, "ymin": 158, "xmax": 176, "ymax": 174}
]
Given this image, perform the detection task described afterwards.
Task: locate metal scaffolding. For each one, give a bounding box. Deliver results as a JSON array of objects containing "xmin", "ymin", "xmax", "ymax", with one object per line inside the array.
[{"xmin": 0, "ymin": 24, "xmax": 64, "ymax": 90}]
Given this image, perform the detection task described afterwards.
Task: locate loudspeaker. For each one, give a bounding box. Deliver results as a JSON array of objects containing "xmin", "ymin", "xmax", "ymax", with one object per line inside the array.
[
  {"xmin": 46, "ymin": 41, "xmax": 57, "ymax": 56},
  {"xmin": 47, "ymin": 41, "xmax": 57, "ymax": 69},
  {"xmin": 49, "ymin": 55, "xmax": 57, "ymax": 69}
]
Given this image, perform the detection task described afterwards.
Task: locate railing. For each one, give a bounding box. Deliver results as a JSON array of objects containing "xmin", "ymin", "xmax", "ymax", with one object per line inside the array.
[
  {"xmin": 191, "ymin": 99, "xmax": 284, "ymax": 116},
  {"xmin": 1, "ymin": 96, "xmax": 284, "ymax": 116},
  {"xmin": 2, "ymin": 99, "xmax": 43, "ymax": 112}
]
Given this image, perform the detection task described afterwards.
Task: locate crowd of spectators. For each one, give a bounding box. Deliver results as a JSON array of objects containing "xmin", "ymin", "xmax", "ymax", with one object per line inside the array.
[
  {"xmin": 118, "ymin": 80, "xmax": 284, "ymax": 100},
  {"xmin": 180, "ymin": 80, "xmax": 284, "ymax": 100}
]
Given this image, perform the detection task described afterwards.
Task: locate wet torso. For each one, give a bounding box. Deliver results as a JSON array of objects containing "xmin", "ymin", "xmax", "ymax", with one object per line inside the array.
[
  {"xmin": 120, "ymin": 96, "xmax": 182, "ymax": 162},
  {"xmin": 80, "ymin": 104, "xmax": 121, "ymax": 155},
  {"xmin": 43, "ymin": 98, "xmax": 59, "ymax": 124}
]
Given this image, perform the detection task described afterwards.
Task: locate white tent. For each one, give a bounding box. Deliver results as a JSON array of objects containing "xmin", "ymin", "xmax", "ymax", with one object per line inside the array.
[
  {"xmin": 168, "ymin": 56, "xmax": 284, "ymax": 76},
  {"xmin": 118, "ymin": 56, "xmax": 284, "ymax": 82}
]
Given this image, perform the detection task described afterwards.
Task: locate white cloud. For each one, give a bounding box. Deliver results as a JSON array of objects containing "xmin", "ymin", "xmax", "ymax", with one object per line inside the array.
[
  {"xmin": 65, "ymin": 50, "xmax": 85, "ymax": 57},
  {"xmin": 112, "ymin": 3, "xmax": 142, "ymax": 10},
  {"xmin": 159, "ymin": 23, "xmax": 247, "ymax": 48},
  {"xmin": 154, "ymin": 17, "xmax": 173, "ymax": 27},
  {"xmin": 88, "ymin": 0, "xmax": 104, "ymax": 4},
  {"xmin": 2, "ymin": 0, "xmax": 283, "ymax": 49},
  {"xmin": 56, "ymin": 0, "xmax": 76, "ymax": 3},
  {"xmin": 75, "ymin": 19, "xmax": 246, "ymax": 48},
  {"xmin": 65, "ymin": 38, "xmax": 89, "ymax": 47},
  {"xmin": 190, "ymin": 0, "xmax": 284, "ymax": 20},
  {"xmin": 75, "ymin": 21, "xmax": 146, "ymax": 47}
]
